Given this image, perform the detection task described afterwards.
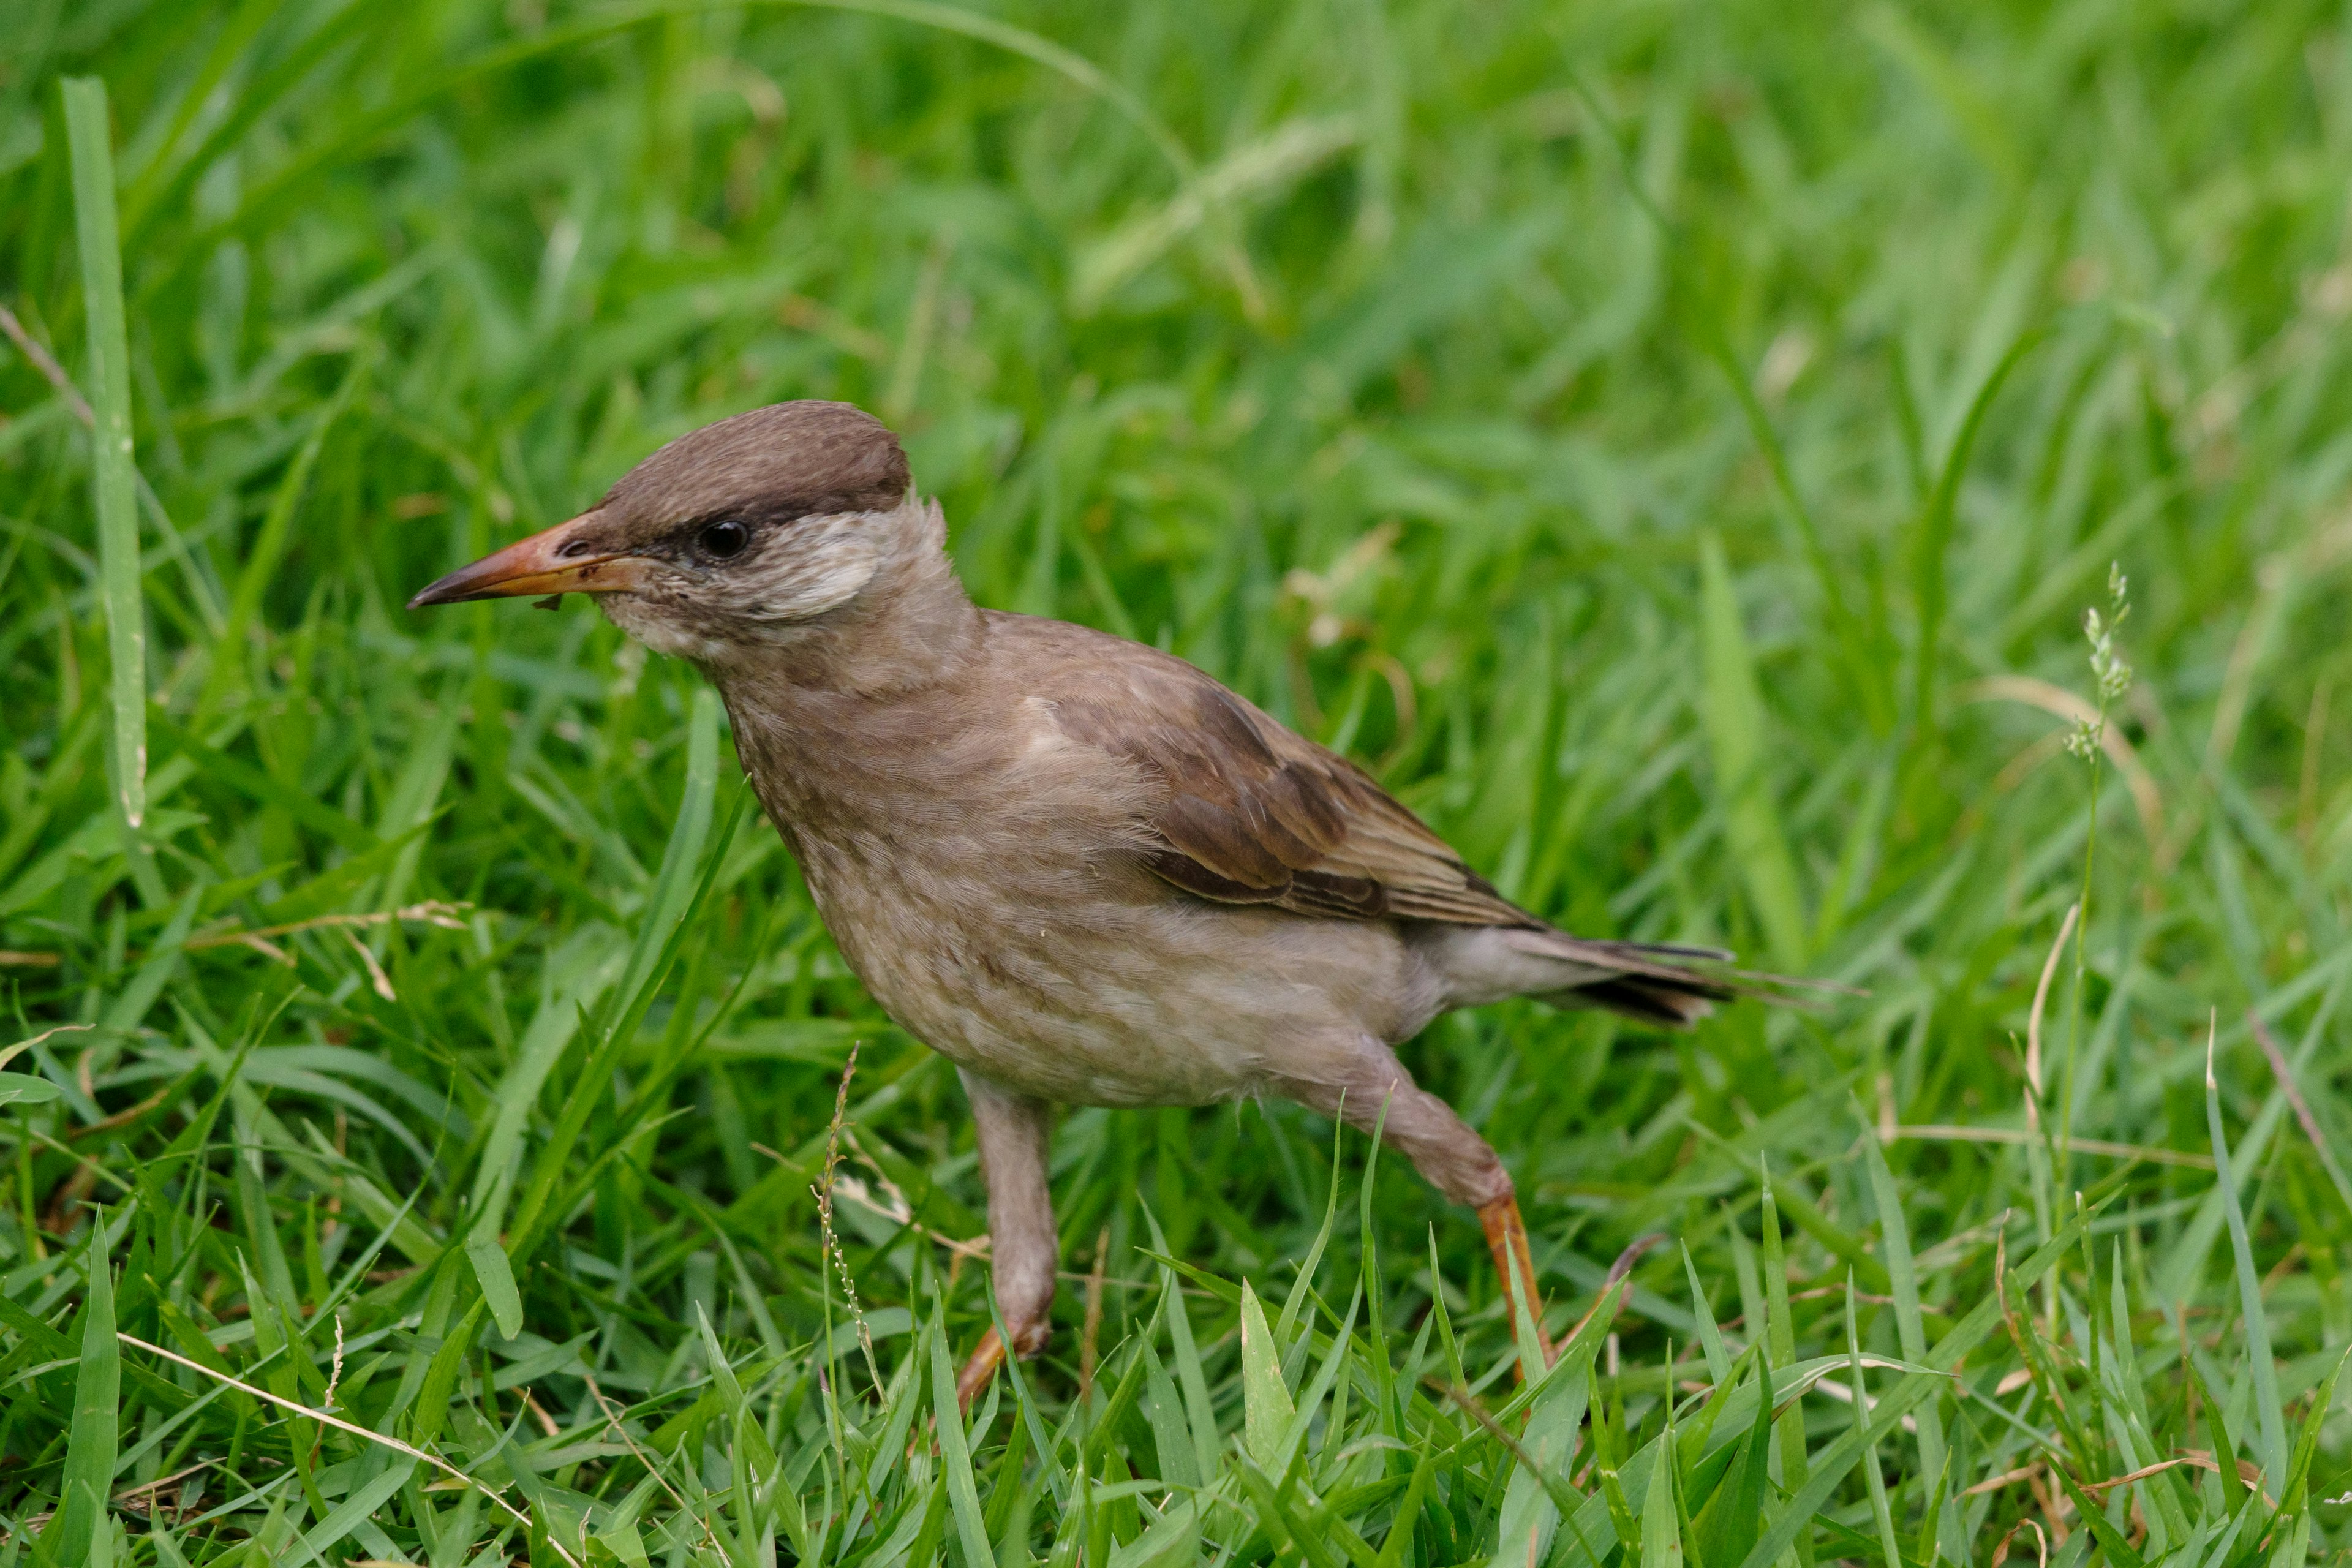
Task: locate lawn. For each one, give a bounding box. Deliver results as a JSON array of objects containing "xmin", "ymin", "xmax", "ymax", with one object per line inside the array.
[{"xmin": 2, "ymin": 0, "xmax": 2350, "ymax": 1562}]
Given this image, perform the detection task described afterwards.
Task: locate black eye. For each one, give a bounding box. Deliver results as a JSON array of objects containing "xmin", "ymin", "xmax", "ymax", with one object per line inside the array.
[{"xmin": 697, "ymin": 518, "xmax": 750, "ymax": 559}]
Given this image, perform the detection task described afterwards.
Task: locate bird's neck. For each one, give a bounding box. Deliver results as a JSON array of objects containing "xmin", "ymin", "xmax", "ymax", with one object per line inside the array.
[
  {"xmin": 707, "ymin": 545, "xmax": 983, "ymax": 700},
  {"xmin": 707, "ymin": 559, "xmax": 990, "ymax": 856}
]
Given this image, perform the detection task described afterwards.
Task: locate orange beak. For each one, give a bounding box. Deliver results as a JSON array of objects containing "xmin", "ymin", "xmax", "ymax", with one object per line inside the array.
[{"xmin": 407, "ymin": 511, "xmax": 654, "ymax": 608}]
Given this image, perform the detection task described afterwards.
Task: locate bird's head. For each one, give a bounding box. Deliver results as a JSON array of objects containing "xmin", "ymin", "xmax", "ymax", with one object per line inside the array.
[{"xmin": 408, "ymin": 401, "xmax": 937, "ymax": 668}]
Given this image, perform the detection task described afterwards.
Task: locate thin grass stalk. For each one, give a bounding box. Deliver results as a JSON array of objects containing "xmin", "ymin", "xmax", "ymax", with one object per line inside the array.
[
  {"xmin": 2059, "ymin": 568, "xmax": 2131, "ymax": 1189},
  {"xmin": 61, "ymin": 78, "xmax": 146, "ymax": 838}
]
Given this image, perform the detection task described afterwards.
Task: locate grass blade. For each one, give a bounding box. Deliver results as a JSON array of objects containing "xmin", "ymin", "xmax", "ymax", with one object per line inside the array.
[
  {"xmin": 2206, "ymin": 1026, "xmax": 2287, "ymax": 1487},
  {"xmin": 290, "ymin": 1457, "xmax": 418, "ymax": 1564},
  {"xmin": 2280, "ymin": 1345, "xmax": 2350, "ymax": 1511},
  {"xmin": 604, "ymin": 685, "xmax": 725, "ymax": 1039},
  {"xmin": 1758, "ymin": 1163, "xmax": 1811, "ymax": 1539},
  {"xmin": 62, "ymin": 77, "xmax": 145, "ymax": 834},
  {"xmin": 1845, "ymin": 1275, "xmax": 1903, "ymax": 1568},
  {"xmin": 1691, "ymin": 1352, "xmax": 1773, "ymax": 1568},
  {"xmin": 928, "ymin": 1305, "xmax": 1000, "ymax": 1568},
  {"xmin": 1858, "ymin": 1117, "xmax": 1950, "ymax": 1519},
  {"xmin": 465, "ymin": 934, "xmax": 623, "ymax": 1220},
  {"xmin": 1684, "ymin": 1240, "xmax": 1731, "ymax": 1387},
  {"xmin": 2051, "ymin": 1466, "xmax": 2148, "ymax": 1568},
  {"xmin": 43, "ymin": 1211, "xmax": 120, "ymax": 1564},
  {"xmin": 1140, "ymin": 1339, "xmax": 1199, "ymax": 1489},
  {"xmin": 1147, "ymin": 1208, "xmax": 1220, "ymax": 1486},
  {"xmin": 466, "ymin": 1234, "xmax": 524, "ymax": 1340},
  {"xmin": 1276, "ymin": 1112, "xmax": 1347, "ymax": 1348},
  {"xmin": 1640, "ymin": 1413, "xmax": 1684, "ymax": 1568},
  {"xmin": 88, "ymin": 1492, "xmax": 118, "ymax": 1568},
  {"xmin": 1239, "ymin": 1279, "xmax": 1296, "ymax": 1469},
  {"xmin": 1493, "ymin": 1305, "xmax": 1606, "ymax": 1568},
  {"xmin": 1699, "ymin": 532, "xmax": 1806, "ymax": 967}
]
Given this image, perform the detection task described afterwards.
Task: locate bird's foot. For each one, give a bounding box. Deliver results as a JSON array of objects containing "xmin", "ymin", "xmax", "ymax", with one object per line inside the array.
[
  {"xmin": 954, "ymin": 1316, "xmax": 1047, "ymax": 1413},
  {"xmin": 1478, "ymin": 1194, "xmax": 1556, "ymax": 1371}
]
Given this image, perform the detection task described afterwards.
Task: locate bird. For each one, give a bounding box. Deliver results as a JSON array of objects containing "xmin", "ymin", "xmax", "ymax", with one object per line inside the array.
[{"xmin": 410, "ymin": 399, "xmax": 1789, "ymax": 1404}]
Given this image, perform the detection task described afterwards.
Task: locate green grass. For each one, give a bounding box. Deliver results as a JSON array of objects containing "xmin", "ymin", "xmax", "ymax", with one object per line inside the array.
[{"xmin": 2, "ymin": 0, "xmax": 2350, "ymax": 1561}]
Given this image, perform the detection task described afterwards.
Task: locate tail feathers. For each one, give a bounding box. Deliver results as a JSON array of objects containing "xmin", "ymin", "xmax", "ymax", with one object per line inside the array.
[
  {"xmin": 1594, "ymin": 938, "xmax": 1735, "ymax": 962},
  {"xmin": 1496, "ymin": 927, "xmax": 1820, "ymax": 1030},
  {"xmin": 1538, "ymin": 975, "xmax": 1723, "ymax": 1027}
]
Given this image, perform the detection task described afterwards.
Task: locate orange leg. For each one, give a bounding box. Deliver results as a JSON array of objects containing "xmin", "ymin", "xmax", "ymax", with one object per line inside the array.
[
  {"xmin": 954, "ymin": 1310, "xmax": 1049, "ymax": 1413},
  {"xmin": 956, "ymin": 1325, "xmax": 1009, "ymax": 1412},
  {"xmin": 1479, "ymin": 1194, "xmax": 1555, "ymax": 1368}
]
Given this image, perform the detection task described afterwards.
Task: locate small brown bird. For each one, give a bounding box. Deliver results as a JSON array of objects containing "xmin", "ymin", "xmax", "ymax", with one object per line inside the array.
[{"xmin": 413, "ymin": 401, "xmax": 1770, "ymax": 1401}]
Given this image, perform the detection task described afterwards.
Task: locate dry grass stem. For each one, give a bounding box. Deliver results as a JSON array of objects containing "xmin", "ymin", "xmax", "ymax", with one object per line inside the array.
[
  {"xmin": 2023, "ymin": 902, "xmax": 2079, "ymax": 1131},
  {"xmin": 116, "ymin": 1332, "xmax": 579, "ymax": 1568}
]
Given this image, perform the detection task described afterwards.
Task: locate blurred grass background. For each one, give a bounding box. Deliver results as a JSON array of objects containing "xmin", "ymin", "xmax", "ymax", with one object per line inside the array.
[{"xmin": 3, "ymin": 0, "xmax": 2351, "ymax": 1561}]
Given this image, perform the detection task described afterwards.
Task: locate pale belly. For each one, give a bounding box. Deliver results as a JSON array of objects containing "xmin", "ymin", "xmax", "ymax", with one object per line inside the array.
[{"xmin": 799, "ymin": 847, "xmax": 1439, "ymax": 1108}]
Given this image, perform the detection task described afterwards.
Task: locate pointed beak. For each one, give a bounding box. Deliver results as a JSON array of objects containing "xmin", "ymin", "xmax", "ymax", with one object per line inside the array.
[{"xmin": 407, "ymin": 511, "xmax": 654, "ymax": 609}]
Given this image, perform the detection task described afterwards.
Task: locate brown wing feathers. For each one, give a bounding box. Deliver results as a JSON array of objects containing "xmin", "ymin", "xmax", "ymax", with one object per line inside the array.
[
  {"xmin": 1042, "ymin": 652, "xmax": 1772, "ymax": 1023},
  {"xmin": 1050, "ymin": 663, "xmax": 1532, "ymax": 929}
]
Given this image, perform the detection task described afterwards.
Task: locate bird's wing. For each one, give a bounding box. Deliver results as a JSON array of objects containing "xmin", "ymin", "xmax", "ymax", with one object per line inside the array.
[
  {"xmin": 1042, "ymin": 650, "xmax": 1532, "ymax": 926},
  {"xmin": 1025, "ymin": 627, "xmax": 1792, "ymax": 1027}
]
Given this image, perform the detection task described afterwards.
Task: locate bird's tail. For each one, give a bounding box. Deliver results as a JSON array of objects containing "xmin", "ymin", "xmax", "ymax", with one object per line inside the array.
[{"xmin": 1490, "ymin": 927, "xmax": 1830, "ymax": 1029}]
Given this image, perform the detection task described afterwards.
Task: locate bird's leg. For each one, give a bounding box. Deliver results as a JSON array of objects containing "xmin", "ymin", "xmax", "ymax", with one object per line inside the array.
[
  {"xmin": 1478, "ymin": 1192, "xmax": 1555, "ymax": 1368},
  {"xmin": 1275, "ymin": 1041, "xmax": 1555, "ymax": 1367},
  {"xmin": 954, "ymin": 1070, "xmax": 1058, "ymax": 1412}
]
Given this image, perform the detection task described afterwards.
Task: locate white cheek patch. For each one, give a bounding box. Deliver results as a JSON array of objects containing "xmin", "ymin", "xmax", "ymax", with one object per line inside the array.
[
  {"xmin": 735, "ymin": 514, "xmax": 880, "ymax": 625},
  {"xmin": 598, "ymin": 595, "xmax": 729, "ymax": 662}
]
